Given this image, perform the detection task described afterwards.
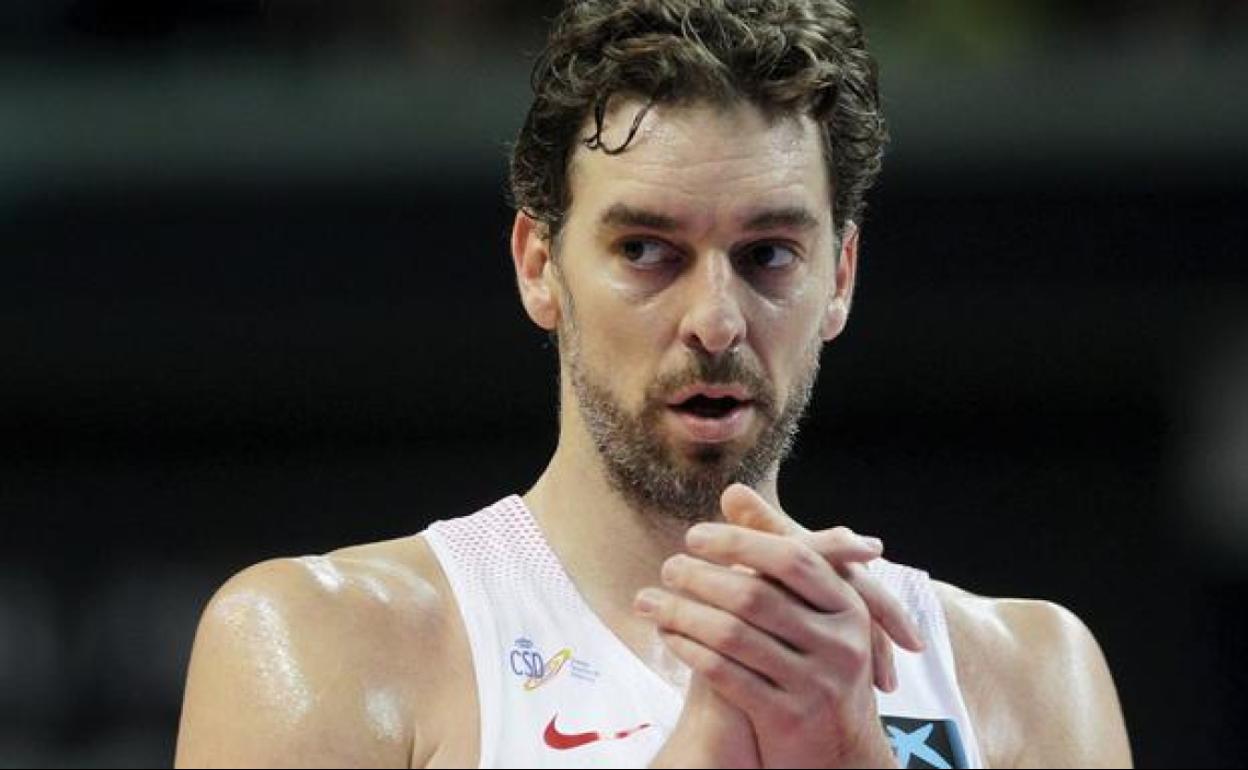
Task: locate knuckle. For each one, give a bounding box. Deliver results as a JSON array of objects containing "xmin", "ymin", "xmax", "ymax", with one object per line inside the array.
[
  {"xmin": 701, "ymin": 651, "xmax": 732, "ymax": 683},
  {"xmin": 779, "ymin": 542, "xmax": 820, "ymax": 583},
  {"xmin": 821, "ymin": 627, "xmax": 871, "ymax": 672},
  {"xmin": 830, "ymin": 525, "xmax": 855, "ymax": 543},
  {"xmin": 840, "ymin": 638, "xmax": 872, "ymax": 671},
  {"xmin": 712, "ymin": 618, "xmax": 749, "ymax": 654},
  {"xmin": 736, "ymin": 580, "xmax": 771, "ymax": 616},
  {"xmin": 771, "ymin": 699, "xmax": 807, "ymax": 732},
  {"xmin": 802, "ymin": 614, "xmax": 836, "ymax": 649},
  {"xmin": 715, "ymin": 525, "xmax": 739, "ymax": 551},
  {"xmin": 812, "ymin": 686, "xmax": 843, "ymax": 721}
]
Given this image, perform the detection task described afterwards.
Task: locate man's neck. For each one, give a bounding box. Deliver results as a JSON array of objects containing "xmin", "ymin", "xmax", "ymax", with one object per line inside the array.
[
  {"xmin": 522, "ymin": 441, "xmax": 676, "ymax": 626},
  {"xmin": 521, "ymin": 423, "xmax": 782, "ymax": 636}
]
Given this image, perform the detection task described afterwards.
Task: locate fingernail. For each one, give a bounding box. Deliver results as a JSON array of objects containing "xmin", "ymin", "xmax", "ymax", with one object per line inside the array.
[
  {"xmin": 634, "ymin": 589, "xmax": 661, "ymax": 615},
  {"xmin": 686, "ymin": 523, "xmax": 712, "ymax": 550},
  {"xmin": 861, "ymin": 535, "xmax": 884, "ymax": 552}
]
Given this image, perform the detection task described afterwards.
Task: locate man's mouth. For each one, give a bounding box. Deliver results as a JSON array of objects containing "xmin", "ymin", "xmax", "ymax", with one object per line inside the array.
[
  {"xmin": 664, "ymin": 385, "xmax": 757, "ymax": 443},
  {"xmin": 669, "ymin": 394, "xmax": 749, "ymax": 420}
]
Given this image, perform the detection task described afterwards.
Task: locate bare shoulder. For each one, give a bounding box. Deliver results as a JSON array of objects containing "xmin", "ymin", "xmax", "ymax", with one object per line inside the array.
[
  {"xmin": 931, "ymin": 582, "xmax": 1132, "ymax": 768},
  {"xmin": 175, "ymin": 534, "xmax": 462, "ymax": 768}
]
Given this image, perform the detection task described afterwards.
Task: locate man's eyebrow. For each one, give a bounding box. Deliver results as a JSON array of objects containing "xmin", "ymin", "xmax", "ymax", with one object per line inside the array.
[
  {"xmin": 742, "ymin": 207, "xmax": 820, "ymax": 232},
  {"xmin": 598, "ymin": 203, "xmax": 681, "ymax": 232},
  {"xmin": 596, "ymin": 203, "xmax": 820, "ymax": 234}
]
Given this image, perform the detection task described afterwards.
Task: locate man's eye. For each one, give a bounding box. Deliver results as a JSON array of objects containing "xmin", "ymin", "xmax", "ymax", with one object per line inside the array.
[
  {"xmin": 620, "ymin": 239, "xmax": 675, "ymax": 267},
  {"xmin": 740, "ymin": 242, "xmax": 799, "ymax": 270}
]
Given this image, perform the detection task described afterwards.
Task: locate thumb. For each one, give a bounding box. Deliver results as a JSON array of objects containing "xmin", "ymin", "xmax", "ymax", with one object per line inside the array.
[{"xmin": 720, "ymin": 483, "xmax": 807, "ymax": 535}]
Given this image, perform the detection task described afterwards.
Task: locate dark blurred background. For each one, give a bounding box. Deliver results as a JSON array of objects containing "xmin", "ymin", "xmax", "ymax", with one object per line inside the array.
[{"xmin": 2, "ymin": 0, "xmax": 1246, "ymax": 767}]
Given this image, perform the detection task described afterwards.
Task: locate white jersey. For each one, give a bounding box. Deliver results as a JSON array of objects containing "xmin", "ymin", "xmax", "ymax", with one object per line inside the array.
[{"xmin": 424, "ymin": 496, "xmax": 984, "ymax": 769}]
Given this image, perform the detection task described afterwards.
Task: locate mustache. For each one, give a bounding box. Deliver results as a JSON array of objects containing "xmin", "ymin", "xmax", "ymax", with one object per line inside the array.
[{"xmin": 646, "ymin": 352, "xmax": 779, "ymax": 420}]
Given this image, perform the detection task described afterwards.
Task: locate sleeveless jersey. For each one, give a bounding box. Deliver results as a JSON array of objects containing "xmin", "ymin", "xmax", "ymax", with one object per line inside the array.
[{"xmin": 424, "ymin": 495, "xmax": 984, "ymax": 769}]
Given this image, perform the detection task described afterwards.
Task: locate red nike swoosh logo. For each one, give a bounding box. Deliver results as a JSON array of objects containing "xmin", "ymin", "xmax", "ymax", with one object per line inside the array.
[{"xmin": 543, "ymin": 713, "xmax": 652, "ymax": 750}]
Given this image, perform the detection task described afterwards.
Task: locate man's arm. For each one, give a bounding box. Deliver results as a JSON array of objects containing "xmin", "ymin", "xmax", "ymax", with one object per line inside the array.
[
  {"xmin": 175, "ymin": 554, "xmax": 446, "ymax": 768},
  {"xmin": 937, "ymin": 584, "xmax": 1133, "ymax": 768}
]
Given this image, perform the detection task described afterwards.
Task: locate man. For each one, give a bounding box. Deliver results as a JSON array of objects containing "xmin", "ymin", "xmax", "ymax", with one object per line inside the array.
[{"xmin": 175, "ymin": 1, "xmax": 1132, "ymax": 767}]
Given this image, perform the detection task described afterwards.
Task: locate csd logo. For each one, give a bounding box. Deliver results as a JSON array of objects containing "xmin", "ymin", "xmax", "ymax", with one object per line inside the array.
[
  {"xmin": 510, "ymin": 637, "xmax": 546, "ymax": 679},
  {"xmin": 508, "ymin": 637, "xmax": 572, "ymax": 690}
]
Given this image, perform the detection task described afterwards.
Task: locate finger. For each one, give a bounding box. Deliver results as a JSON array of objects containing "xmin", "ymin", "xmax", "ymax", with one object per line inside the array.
[
  {"xmin": 722, "ymin": 484, "xmax": 885, "ymax": 564},
  {"xmin": 838, "ymin": 561, "xmax": 925, "ymax": 653},
  {"xmin": 792, "ymin": 537, "xmax": 919, "ymax": 651},
  {"xmin": 685, "ymin": 523, "xmax": 860, "ymax": 614},
  {"xmin": 871, "ymin": 624, "xmax": 897, "ymax": 692},
  {"xmin": 635, "ymin": 586, "xmax": 803, "ymax": 687},
  {"xmin": 720, "ymin": 483, "xmax": 804, "ymax": 535},
  {"xmin": 798, "ymin": 526, "xmax": 884, "ymax": 564},
  {"xmin": 718, "ymin": 487, "xmax": 917, "ymax": 651},
  {"xmin": 661, "ymin": 553, "xmax": 834, "ymax": 654},
  {"xmin": 658, "ymin": 630, "xmax": 780, "ymax": 719}
]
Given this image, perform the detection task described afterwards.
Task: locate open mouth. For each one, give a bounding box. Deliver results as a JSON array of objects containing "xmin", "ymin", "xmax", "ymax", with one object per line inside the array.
[
  {"xmin": 670, "ymin": 394, "xmax": 747, "ymax": 420},
  {"xmin": 665, "ymin": 387, "xmax": 755, "ymax": 443},
  {"xmin": 664, "ymin": 384, "xmax": 757, "ymax": 442}
]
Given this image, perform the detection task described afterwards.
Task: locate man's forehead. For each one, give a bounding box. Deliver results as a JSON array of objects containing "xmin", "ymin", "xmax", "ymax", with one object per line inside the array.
[
  {"xmin": 573, "ymin": 96, "xmax": 818, "ymax": 166},
  {"xmin": 565, "ymin": 97, "xmax": 831, "ymax": 223}
]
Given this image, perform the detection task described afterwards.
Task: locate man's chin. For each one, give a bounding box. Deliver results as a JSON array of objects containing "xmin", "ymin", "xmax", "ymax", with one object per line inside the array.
[
  {"xmin": 659, "ymin": 435, "xmax": 734, "ymax": 468},
  {"xmin": 608, "ymin": 442, "xmax": 754, "ymax": 523},
  {"xmin": 688, "ymin": 444, "xmax": 731, "ymax": 466},
  {"xmin": 664, "ymin": 444, "xmax": 747, "ymax": 491}
]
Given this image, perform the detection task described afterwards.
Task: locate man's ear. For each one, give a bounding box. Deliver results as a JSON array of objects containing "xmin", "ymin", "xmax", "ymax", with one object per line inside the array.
[
  {"xmin": 511, "ymin": 210, "xmax": 561, "ymax": 332},
  {"xmin": 821, "ymin": 221, "xmax": 860, "ymax": 341}
]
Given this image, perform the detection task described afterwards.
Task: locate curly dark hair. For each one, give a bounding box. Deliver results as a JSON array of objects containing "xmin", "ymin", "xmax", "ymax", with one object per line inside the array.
[{"xmin": 509, "ymin": 0, "xmax": 886, "ymax": 240}]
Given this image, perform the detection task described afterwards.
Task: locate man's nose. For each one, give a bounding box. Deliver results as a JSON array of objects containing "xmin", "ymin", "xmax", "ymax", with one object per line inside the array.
[{"xmin": 677, "ymin": 252, "xmax": 747, "ymax": 357}]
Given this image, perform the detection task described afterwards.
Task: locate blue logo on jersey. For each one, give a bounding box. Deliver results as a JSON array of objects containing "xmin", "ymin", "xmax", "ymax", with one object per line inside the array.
[
  {"xmin": 507, "ymin": 637, "xmax": 597, "ymax": 690},
  {"xmin": 879, "ymin": 716, "xmax": 969, "ymax": 769}
]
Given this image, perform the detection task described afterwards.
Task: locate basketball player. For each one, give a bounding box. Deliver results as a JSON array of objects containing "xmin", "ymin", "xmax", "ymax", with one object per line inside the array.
[{"xmin": 175, "ymin": 1, "xmax": 1132, "ymax": 766}]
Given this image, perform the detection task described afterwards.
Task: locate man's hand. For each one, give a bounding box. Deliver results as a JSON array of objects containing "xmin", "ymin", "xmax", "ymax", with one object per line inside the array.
[
  {"xmin": 719, "ymin": 485, "xmax": 925, "ymax": 694},
  {"xmin": 637, "ymin": 484, "xmax": 924, "ymax": 768}
]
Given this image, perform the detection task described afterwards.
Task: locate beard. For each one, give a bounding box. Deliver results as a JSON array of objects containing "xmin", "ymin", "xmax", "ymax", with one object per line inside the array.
[{"xmin": 563, "ymin": 322, "xmax": 822, "ymax": 524}]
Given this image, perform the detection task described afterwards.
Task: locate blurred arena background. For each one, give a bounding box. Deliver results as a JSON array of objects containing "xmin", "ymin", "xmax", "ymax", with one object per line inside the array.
[{"xmin": 1, "ymin": 0, "xmax": 1246, "ymax": 766}]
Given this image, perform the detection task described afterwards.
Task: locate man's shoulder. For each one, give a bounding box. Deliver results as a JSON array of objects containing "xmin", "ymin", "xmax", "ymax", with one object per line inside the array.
[
  {"xmin": 176, "ymin": 534, "xmax": 464, "ymax": 767},
  {"xmin": 930, "ymin": 581, "xmax": 1132, "ymax": 768},
  {"xmin": 208, "ymin": 534, "xmax": 456, "ymax": 653},
  {"xmin": 931, "ymin": 580, "xmax": 1089, "ymax": 663}
]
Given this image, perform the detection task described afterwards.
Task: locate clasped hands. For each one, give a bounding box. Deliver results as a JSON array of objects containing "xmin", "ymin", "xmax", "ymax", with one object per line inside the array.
[{"xmin": 636, "ymin": 484, "xmax": 924, "ymax": 769}]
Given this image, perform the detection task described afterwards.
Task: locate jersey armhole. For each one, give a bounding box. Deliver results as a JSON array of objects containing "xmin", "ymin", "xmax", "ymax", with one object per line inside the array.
[{"xmin": 422, "ymin": 526, "xmax": 497, "ymax": 770}]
